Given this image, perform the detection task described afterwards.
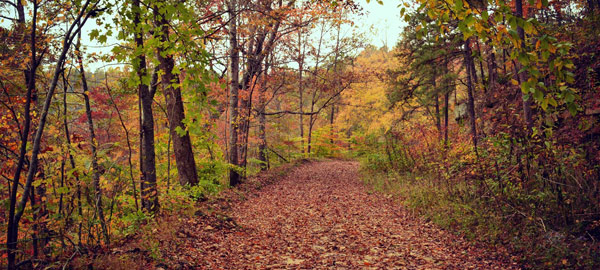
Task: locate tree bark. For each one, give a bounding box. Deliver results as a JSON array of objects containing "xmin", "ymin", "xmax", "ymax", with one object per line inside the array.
[
  {"xmin": 134, "ymin": 0, "xmax": 159, "ymax": 212},
  {"xmin": 6, "ymin": 2, "xmax": 37, "ymax": 267},
  {"xmin": 7, "ymin": 2, "xmax": 94, "ymax": 267},
  {"xmin": 486, "ymin": 43, "xmax": 498, "ymax": 102},
  {"xmin": 154, "ymin": 1, "xmax": 199, "ymax": 186},
  {"xmin": 257, "ymin": 54, "xmax": 272, "ymax": 171},
  {"xmin": 235, "ymin": 0, "xmax": 283, "ymax": 175},
  {"xmin": 464, "ymin": 39, "xmax": 478, "ymax": 155},
  {"xmin": 298, "ymin": 30, "xmax": 305, "ymax": 153},
  {"xmin": 444, "ymin": 89, "xmax": 450, "ymax": 146},
  {"xmin": 515, "ymin": 0, "xmax": 534, "ymax": 133},
  {"xmin": 228, "ymin": 0, "xmax": 241, "ymax": 186},
  {"xmin": 432, "ymin": 71, "xmax": 441, "ymax": 141},
  {"xmin": 329, "ymin": 24, "xmax": 342, "ymax": 145},
  {"xmin": 443, "ymin": 55, "xmax": 450, "ymax": 146},
  {"xmin": 257, "ymin": 99, "xmax": 268, "ymax": 170},
  {"xmin": 307, "ymin": 23, "xmax": 325, "ymax": 155}
]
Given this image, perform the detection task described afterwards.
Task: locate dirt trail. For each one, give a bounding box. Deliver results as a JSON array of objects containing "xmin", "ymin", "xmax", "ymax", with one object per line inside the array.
[{"xmin": 183, "ymin": 161, "xmax": 518, "ymax": 269}]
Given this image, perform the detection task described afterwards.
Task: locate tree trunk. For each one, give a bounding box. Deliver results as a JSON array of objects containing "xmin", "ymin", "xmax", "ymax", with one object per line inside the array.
[
  {"xmin": 228, "ymin": 0, "xmax": 241, "ymax": 186},
  {"xmin": 329, "ymin": 24, "xmax": 341, "ymax": 145},
  {"xmin": 258, "ymin": 101, "xmax": 268, "ymax": 170},
  {"xmin": 307, "ymin": 114, "xmax": 315, "ymax": 154},
  {"xmin": 235, "ymin": 1, "xmax": 282, "ymax": 173},
  {"xmin": 486, "ymin": 43, "xmax": 498, "ymax": 103},
  {"xmin": 298, "ymin": 31, "xmax": 305, "ymax": 154},
  {"xmin": 329, "ymin": 105, "xmax": 335, "ymax": 144},
  {"xmin": 6, "ymin": 2, "xmax": 37, "ymax": 267},
  {"xmin": 515, "ymin": 0, "xmax": 534, "ymax": 133},
  {"xmin": 464, "ymin": 39, "xmax": 478, "ymax": 155},
  {"xmin": 6, "ymin": 3, "xmax": 95, "ymax": 262},
  {"xmin": 444, "ymin": 89, "xmax": 450, "ymax": 146},
  {"xmin": 306, "ymin": 23, "xmax": 325, "ymax": 155},
  {"xmin": 257, "ymin": 55, "xmax": 272, "ymax": 171},
  {"xmin": 470, "ymin": 43, "xmax": 486, "ymax": 138},
  {"xmin": 30, "ymin": 187, "xmax": 38, "ymax": 258},
  {"xmin": 475, "ymin": 40, "xmax": 486, "ymax": 93},
  {"xmin": 432, "ymin": 71, "xmax": 441, "ymax": 141},
  {"xmin": 134, "ymin": 0, "xmax": 158, "ymax": 212},
  {"xmin": 443, "ymin": 58, "xmax": 450, "ymax": 146},
  {"xmin": 154, "ymin": 1, "xmax": 199, "ymax": 186}
]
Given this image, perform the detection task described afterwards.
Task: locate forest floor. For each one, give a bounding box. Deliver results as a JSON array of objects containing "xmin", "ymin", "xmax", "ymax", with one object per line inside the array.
[{"xmin": 82, "ymin": 160, "xmax": 520, "ymax": 269}]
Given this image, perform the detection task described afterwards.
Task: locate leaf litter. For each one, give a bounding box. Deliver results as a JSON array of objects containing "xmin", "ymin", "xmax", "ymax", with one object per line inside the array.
[
  {"xmin": 92, "ymin": 160, "xmax": 520, "ymax": 269},
  {"xmin": 173, "ymin": 160, "xmax": 519, "ymax": 269}
]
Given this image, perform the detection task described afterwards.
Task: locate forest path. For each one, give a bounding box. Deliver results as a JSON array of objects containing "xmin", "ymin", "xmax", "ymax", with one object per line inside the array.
[{"xmin": 184, "ymin": 161, "xmax": 518, "ymax": 269}]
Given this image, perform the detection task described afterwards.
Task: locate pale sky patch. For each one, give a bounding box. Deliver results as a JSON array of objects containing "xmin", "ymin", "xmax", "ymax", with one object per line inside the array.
[{"xmin": 354, "ymin": 0, "xmax": 405, "ymax": 49}]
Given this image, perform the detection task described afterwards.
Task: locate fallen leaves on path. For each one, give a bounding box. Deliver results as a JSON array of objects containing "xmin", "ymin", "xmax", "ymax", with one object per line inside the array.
[{"xmin": 163, "ymin": 161, "xmax": 519, "ymax": 269}]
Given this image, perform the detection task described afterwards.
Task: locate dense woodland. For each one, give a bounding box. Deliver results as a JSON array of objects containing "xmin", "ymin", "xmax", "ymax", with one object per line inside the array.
[{"xmin": 0, "ymin": 0, "xmax": 599, "ymax": 268}]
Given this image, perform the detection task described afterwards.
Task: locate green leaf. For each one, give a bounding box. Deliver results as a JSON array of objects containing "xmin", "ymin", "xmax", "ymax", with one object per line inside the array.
[
  {"xmin": 541, "ymin": 50, "xmax": 550, "ymax": 61},
  {"xmin": 458, "ymin": 22, "xmax": 468, "ymax": 35},
  {"xmin": 564, "ymin": 91, "xmax": 575, "ymax": 103},
  {"xmin": 175, "ymin": 126, "xmax": 187, "ymax": 137},
  {"xmin": 565, "ymin": 72, "xmax": 575, "ymax": 83},
  {"xmin": 567, "ymin": 103, "xmax": 578, "ymax": 116},
  {"xmin": 517, "ymin": 53, "xmax": 529, "ymax": 66},
  {"xmin": 521, "ymin": 82, "xmax": 530, "ymax": 94},
  {"xmin": 523, "ymin": 21, "xmax": 533, "ymax": 34},
  {"xmin": 508, "ymin": 16, "xmax": 517, "ymax": 30},
  {"xmin": 548, "ymin": 97, "xmax": 558, "ymax": 107},
  {"xmin": 454, "ymin": 0, "xmax": 463, "ymax": 10},
  {"xmin": 98, "ymin": 34, "xmax": 107, "ymax": 44},
  {"xmin": 57, "ymin": 186, "xmax": 70, "ymax": 194},
  {"xmin": 541, "ymin": 97, "xmax": 549, "ymax": 110},
  {"xmin": 427, "ymin": 9, "xmax": 435, "ymax": 19},
  {"xmin": 89, "ymin": 29, "xmax": 100, "ymax": 40},
  {"xmin": 533, "ymin": 89, "xmax": 543, "ymax": 101},
  {"xmin": 464, "ymin": 15, "xmax": 475, "ymax": 26},
  {"xmin": 482, "ymin": 10, "xmax": 489, "ymax": 21},
  {"xmin": 494, "ymin": 13, "xmax": 503, "ymax": 23},
  {"xmin": 541, "ymin": 0, "xmax": 549, "ymax": 7}
]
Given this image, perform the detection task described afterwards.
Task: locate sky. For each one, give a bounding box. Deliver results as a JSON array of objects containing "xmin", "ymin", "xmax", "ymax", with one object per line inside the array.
[
  {"xmin": 78, "ymin": 0, "xmax": 406, "ymax": 70},
  {"xmin": 355, "ymin": 0, "xmax": 405, "ymax": 49},
  {"xmin": 1, "ymin": 0, "xmax": 406, "ymax": 71}
]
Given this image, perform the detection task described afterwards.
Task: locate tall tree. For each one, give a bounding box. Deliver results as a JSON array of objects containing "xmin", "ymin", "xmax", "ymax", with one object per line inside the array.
[
  {"xmin": 227, "ymin": 0, "xmax": 241, "ymax": 186},
  {"xmin": 154, "ymin": 0, "xmax": 199, "ymax": 186},
  {"xmin": 463, "ymin": 38, "xmax": 478, "ymax": 154},
  {"xmin": 132, "ymin": 0, "xmax": 159, "ymax": 212},
  {"xmin": 514, "ymin": 0, "xmax": 534, "ymax": 133},
  {"xmin": 5, "ymin": 1, "xmax": 100, "ymax": 267}
]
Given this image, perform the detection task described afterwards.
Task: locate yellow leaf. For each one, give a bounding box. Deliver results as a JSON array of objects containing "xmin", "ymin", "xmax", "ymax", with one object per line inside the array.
[{"xmin": 511, "ymin": 79, "xmax": 519, "ymax": 86}]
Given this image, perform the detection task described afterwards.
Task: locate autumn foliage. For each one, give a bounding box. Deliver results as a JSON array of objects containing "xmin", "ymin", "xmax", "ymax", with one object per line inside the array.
[{"xmin": 0, "ymin": 0, "xmax": 599, "ymax": 268}]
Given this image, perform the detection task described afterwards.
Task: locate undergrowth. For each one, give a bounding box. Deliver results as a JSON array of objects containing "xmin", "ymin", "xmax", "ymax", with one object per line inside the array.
[{"xmin": 359, "ymin": 157, "xmax": 600, "ymax": 269}]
